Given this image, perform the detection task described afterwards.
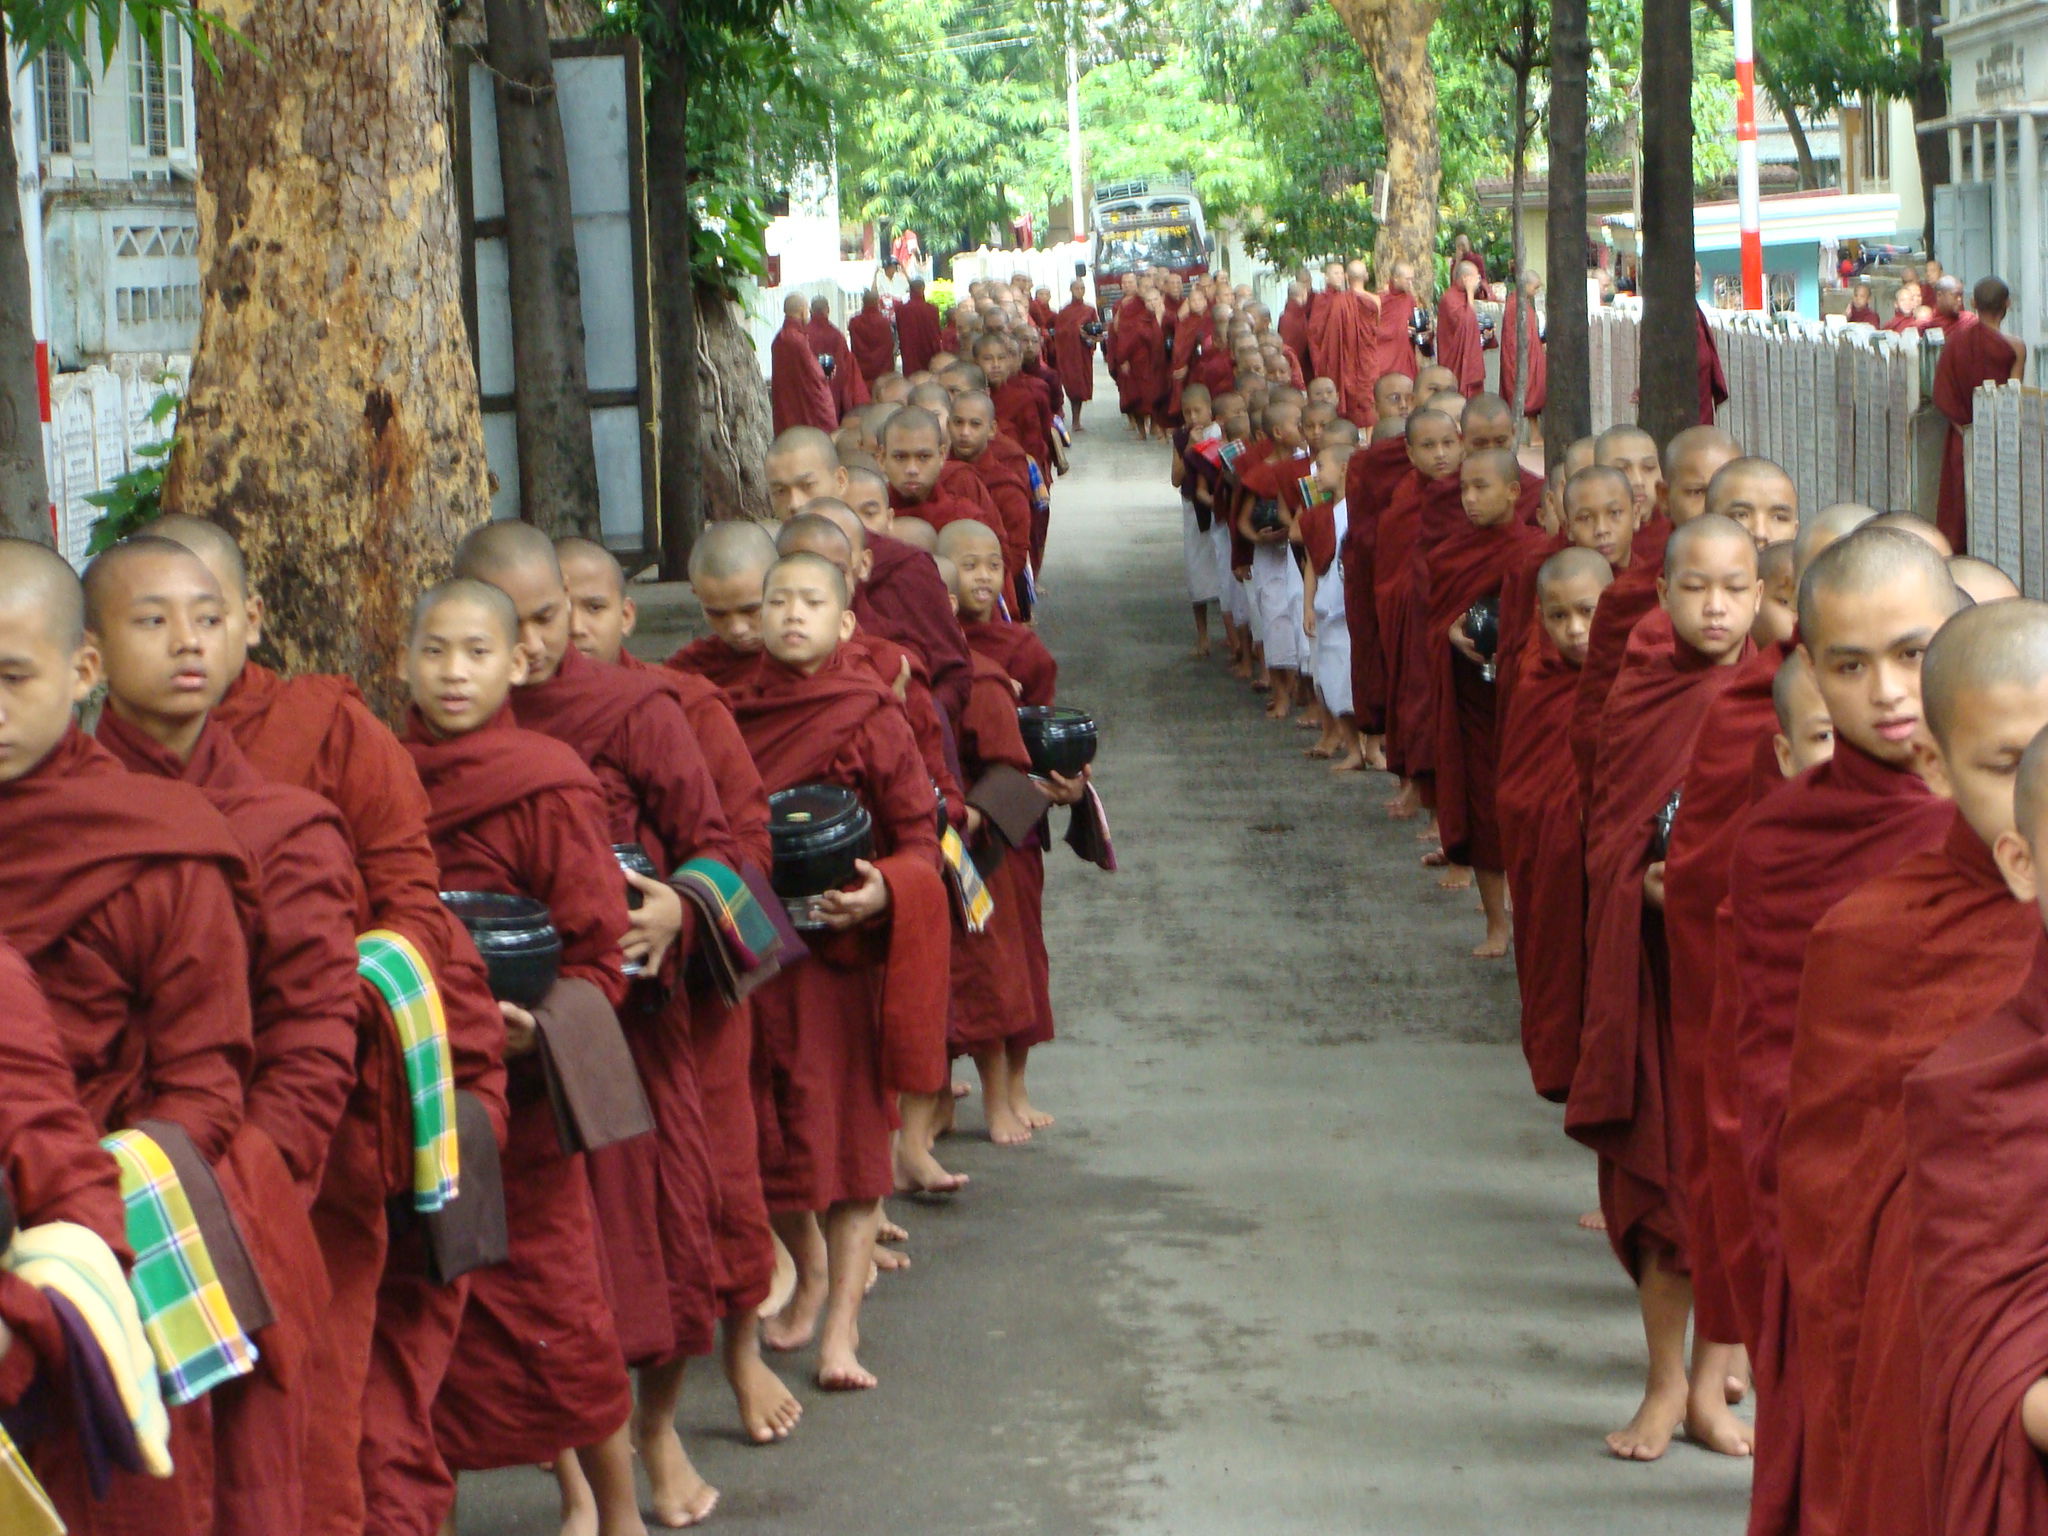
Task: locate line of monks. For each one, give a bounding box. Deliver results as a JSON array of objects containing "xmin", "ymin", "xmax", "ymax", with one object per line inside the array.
[
  {"xmin": 1167, "ymin": 252, "xmax": 2048, "ymax": 1536},
  {"xmin": 0, "ymin": 318, "xmax": 1095, "ymax": 1532}
]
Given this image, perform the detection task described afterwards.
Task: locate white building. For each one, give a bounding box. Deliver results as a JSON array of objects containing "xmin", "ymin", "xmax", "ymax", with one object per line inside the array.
[
  {"xmin": 21, "ymin": 17, "xmax": 202, "ymax": 368},
  {"xmin": 1930, "ymin": 0, "xmax": 2047, "ymax": 377}
]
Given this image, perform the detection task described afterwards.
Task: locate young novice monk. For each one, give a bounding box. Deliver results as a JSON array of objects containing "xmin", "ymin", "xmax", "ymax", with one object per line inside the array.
[
  {"xmin": 1779, "ymin": 599, "xmax": 2048, "ymax": 1536},
  {"xmin": 1300, "ymin": 443, "xmax": 1365, "ymax": 771},
  {"xmin": 1237, "ymin": 397, "xmax": 1314, "ymax": 722},
  {"xmin": 728, "ymin": 552, "xmax": 948, "ymax": 1391},
  {"xmin": 1430, "ymin": 448, "xmax": 1551, "ymax": 957},
  {"xmin": 401, "ymin": 579, "xmax": 645, "ymax": 1536},
  {"xmin": 85, "ymin": 538, "xmax": 361, "ymax": 1536},
  {"xmin": 1498, "ymin": 546, "xmax": 1611, "ymax": 1098},
  {"xmin": 1174, "ymin": 383, "xmax": 1225, "ymax": 658},
  {"xmin": 1375, "ymin": 408, "xmax": 1465, "ymax": 819},
  {"xmin": 1900, "ymin": 725, "xmax": 2048, "ymax": 1536},
  {"xmin": 1571, "ymin": 514, "xmax": 1760, "ymax": 1462},
  {"xmin": 1726, "ymin": 528, "xmax": 1962, "ymax": 1536}
]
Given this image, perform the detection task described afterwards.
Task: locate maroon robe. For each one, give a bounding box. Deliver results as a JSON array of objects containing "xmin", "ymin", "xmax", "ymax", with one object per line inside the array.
[
  {"xmin": 771, "ymin": 318, "xmax": 836, "ymax": 433},
  {"xmin": 947, "ymin": 653, "xmax": 1040, "ymax": 1053},
  {"xmin": 1372, "ymin": 468, "xmax": 1427, "ymax": 777},
  {"xmin": 993, "ymin": 373, "xmax": 1056, "ymax": 473},
  {"xmin": 1931, "ymin": 316, "xmax": 2019, "ymax": 553},
  {"xmin": 1902, "ymin": 938, "xmax": 2048, "ymax": 1536},
  {"xmin": 1278, "ymin": 297, "xmax": 1311, "ymax": 368},
  {"xmin": 1435, "ymin": 287, "xmax": 1485, "ymax": 398},
  {"xmin": 957, "ymin": 440, "xmax": 1036, "ymax": 601},
  {"xmin": 1369, "ymin": 289, "xmax": 1420, "ymax": 385},
  {"xmin": 1498, "ymin": 292, "xmax": 1546, "ymax": 416},
  {"xmin": 1111, "ymin": 304, "xmax": 1167, "ymax": 420},
  {"xmin": 729, "ymin": 650, "xmax": 948, "ymax": 1204},
  {"xmin": 1725, "ymin": 740, "xmax": 1954, "ymax": 1536},
  {"xmin": 1844, "ymin": 303, "xmax": 1881, "ymax": 327},
  {"xmin": 405, "ymin": 705, "xmax": 634, "ymax": 1471},
  {"xmin": 1052, "ymin": 300, "xmax": 1098, "ymax": 409},
  {"xmin": 858, "ymin": 531, "xmax": 974, "ymax": 725},
  {"xmin": 1308, "ymin": 289, "xmax": 1381, "ymax": 426},
  {"xmin": 1340, "ymin": 437, "xmax": 1412, "ymax": 735},
  {"xmin": 1697, "ymin": 307, "xmax": 1729, "ymax": 425},
  {"xmin": 1567, "ymin": 523, "xmax": 1671, "ymax": 799},
  {"xmin": 896, "ymin": 295, "xmax": 943, "ymax": 375},
  {"xmin": 847, "ymin": 302, "xmax": 897, "ymax": 384},
  {"xmin": 808, "ymin": 315, "xmax": 871, "ymax": 421}
]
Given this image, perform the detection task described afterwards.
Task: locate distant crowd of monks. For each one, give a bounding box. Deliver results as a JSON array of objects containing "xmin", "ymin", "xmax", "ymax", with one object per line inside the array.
[
  {"xmin": 1160, "ymin": 246, "xmax": 2047, "ymax": 1536},
  {"xmin": 0, "ymin": 265, "xmax": 1099, "ymax": 1536}
]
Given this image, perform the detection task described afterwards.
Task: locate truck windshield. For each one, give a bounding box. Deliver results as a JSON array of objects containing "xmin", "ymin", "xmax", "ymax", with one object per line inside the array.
[{"xmin": 1097, "ymin": 220, "xmax": 1201, "ymax": 273}]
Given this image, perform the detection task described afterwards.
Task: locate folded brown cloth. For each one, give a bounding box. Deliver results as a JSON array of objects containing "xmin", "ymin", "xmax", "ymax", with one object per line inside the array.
[
  {"xmin": 1063, "ymin": 783, "xmax": 1118, "ymax": 873},
  {"xmin": 968, "ymin": 762, "xmax": 1049, "ymax": 850},
  {"xmin": 419, "ymin": 1090, "xmax": 508, "ymax": 1285},
  {"xmin": 135, "ymin": 1117, "xmax": 274, "ymax": 1334},
  {"xmin": 534, "ymin": 976, "xmax": 655, "ymax": 1155}
]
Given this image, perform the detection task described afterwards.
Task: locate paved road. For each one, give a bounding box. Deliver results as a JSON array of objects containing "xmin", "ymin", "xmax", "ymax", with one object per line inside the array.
[{"xmin": 461, "ymin": 415, "xmax": 1752, "ymax": 1534}]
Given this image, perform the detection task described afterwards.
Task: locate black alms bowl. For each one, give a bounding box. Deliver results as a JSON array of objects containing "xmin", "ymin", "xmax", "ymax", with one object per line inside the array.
[
  {"xmin": 1017, "ymin": 705, "xmax": 1098, "ymax": 779},
  {"xmin": 441, "ymin": 891, "xmax": 560, "ymax": 1009},
  {"xmin": 613, "ymin": 843, "xmax": 659, "ymax": 911},
  {"xmin": 1650, "ymin": 785, "xmax": 1683, "ymax": 861},
  {"xmin": 1250, "ymin": 498, "xmax": 1286, "ymax": 534},
  {"xmin": 769, "ymin": 784, "xmax": 874, "ymax": 899},
  {"xmin": 1463, "ymin": 596, "xmax": 1500, "ymax": 660}
]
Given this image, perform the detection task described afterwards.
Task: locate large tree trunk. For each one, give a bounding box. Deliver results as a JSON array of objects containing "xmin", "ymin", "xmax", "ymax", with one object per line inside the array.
[
  {"xmin": 1507, "ymin": 61, "xmax": 1531, "ymax": 428},
  {"xmin": 643, "ymin": 24, "xmax": 704, "ymax": 573},
  {"xmin": 1542, "ymin": 0, "xmax": 1591, "ymax": 458},
  {"xmin": 163, "ymin": 0, "xmax": 492, "ymax": 721},
  {"xmin": 484, "ymin": 0, "xmax": 599, "ymax": 535},
  {"xmin": 695, "ymin": 289, "xmax": 771, "ymax": 523},
  {"xmin": 1328, "ymin": 0, "xmax": 1442, "ymax": 278},
  {"xmin": 1897, "ymin": 0, "xmax": 1949, "ymax": 252},
  {"xmin": 1637, "ymin": 0, "xmax": 1698, "ymax": 443},
  {"xmin": 0, "ymin": 61, "xmax": 52, "ymax": 544}
]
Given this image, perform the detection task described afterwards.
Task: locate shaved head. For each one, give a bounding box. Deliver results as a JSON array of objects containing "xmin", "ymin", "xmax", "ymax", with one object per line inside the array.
[
  {"xmin": 555, "ymin": 535, "xmax": 623, "ymax": 595},
  {"xmin": 935, "ymin": 519, "xmax": 1000, "ymax": 560},
  {"xmin": 151, "ymin": 514, "xmax": 250, "ymax": 600},
  {"xmin": 891, "ymin": 516, "xmax": 938, "ymax": 553},
  {"xmin": 2016, "ymin": 724, "xmax": 2048, "ymax": 850},
  {"xmin": 1949, "ymin": 555, "xmax": 2021, "ymax": 605},
  {"xmin": 1797, "ymin": 526, "xmax": 1962, "ymax": 645},
  {"xmin": 1462, "ymin": 393, "xmax": 1514, "ymax": 444},
  {"xmin": 1662, "ymin": 424, "xmax": 1740, "ymax": 481},
  {"xmin": 453, "ymin": 519, "xmax": 561, "ymax": 585},
  {"xmin": 686, "ymin": 518, "xmax": 779, "ymax": 585},
  {"xmin": 798, "ymin": 498, "xmax": 868, "ymax": 555},
  {"xmin": 765, "ymin": 549, "xmax": 849, "ymax": 608},
  {"xmin": 1772, "ymin": 647, "xmax": 1819, "ymax": 733},
  {"xmin": 1537, "ymin": 545, "xmax": 1615, "ymax": 596},
  {"xmin": 767, "ymin": 425, "xmax": 840, "ymax": 467},
  {"xmin": 1663, "ymin": 512, "xmax": 1756, "ymax": 579},
  {"xmin": 1793, "ymin": 502, "xmax": 1877, "ymax": 577},
  {"xmin": 880, "ymin": 407, "xmax": 946, "ymax": 450},
  {"xmin": 0, "ymin": 536, "xmax": 88, "ymax": 649},
  {"xmin": 1922, "ymin": 598, "xmax": 2048, "ymax": 749},
  {"xmin": 82, "ymin": 534, "xmax": 220, "ymax": 632},
  {"xmin": 1868, "ymin": 510, "xmax": 1953, "ymax": 558},
  {"xmin": 411, "ymin": 576, "xmax": 519, "ymax": 645},
  {"xmin": 776, "ymin": 512, "xmax": 854, "ymax": 567}
]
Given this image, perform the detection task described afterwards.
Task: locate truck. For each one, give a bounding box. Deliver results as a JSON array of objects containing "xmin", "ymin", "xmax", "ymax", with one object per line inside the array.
[{"xmin": 1089, "ymin": 174, "xmax": 1211, "ymax": 315}]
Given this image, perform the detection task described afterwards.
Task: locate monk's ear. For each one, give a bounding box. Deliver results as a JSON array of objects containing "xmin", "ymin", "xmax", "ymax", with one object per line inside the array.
[
  {"xmin": 619, "ymin": 596, "xmax": 638, "ymax": 639},
  {"xmin": 244, "ymin": 593, "xmax": 266, "ymax": 646},
  {"xmin": 856, "ymin": 548, "xmax": 874, "ymax": 583},
  {"xmin": 507, "ymin": 643, "xmax": 531, "ymax": 688},
  {"xmin": 69, "ymin": 642, "xmax": 102, "ymax": 704},
  {"xmin": 1656, "ymin": 574, "xmax": 1672, "ymax": 612},
  {"xmin": 1773, "ymin": 732, "xmax": 1796, "ymax": 780},
  {"xmin": 836, "ymin": 606, "xmax": 857, "ymax": 644},
  {"xmin": 1995, "ymin": 828, "xmax": 2039, "ymax": 906},
  {"xmin": 1909, "ymin": 738, "xmax": 1953, "ymax": 798}
]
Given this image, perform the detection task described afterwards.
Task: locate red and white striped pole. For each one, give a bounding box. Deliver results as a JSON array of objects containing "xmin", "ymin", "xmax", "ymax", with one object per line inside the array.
[{"xmin": 1732, "ymin": 0, "xmax": 1764, "ymax": 310}]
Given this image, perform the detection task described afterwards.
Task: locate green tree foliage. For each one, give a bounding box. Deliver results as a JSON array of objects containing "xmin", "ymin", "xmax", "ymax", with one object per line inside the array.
[{"xmin": 1, "ymin": 0, "xmax": 228, "ymax": 69}]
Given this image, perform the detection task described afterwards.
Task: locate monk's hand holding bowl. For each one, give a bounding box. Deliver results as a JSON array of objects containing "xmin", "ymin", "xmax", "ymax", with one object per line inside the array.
[
  {"xmin": 1042, "ymin": 767, "xmax": 1089, "ymax": 807},
  {"xmin": 1642, "ymin": 860, "xmax": 1667, "ymax": 911},
  {"xmin": 1449, "ymin": 619, "xmax": 1486, "ymax": 667},
  {"xmin": 623, "ymin": 871, "xmax": 684, "ymax": 975},
  {"xmin": 814, "ymin": 859, "xmax": 890, "ymax": 930},
  {"xmin": 499, "ymin": 1001, "xmax": 540, "ymax": 1058}
]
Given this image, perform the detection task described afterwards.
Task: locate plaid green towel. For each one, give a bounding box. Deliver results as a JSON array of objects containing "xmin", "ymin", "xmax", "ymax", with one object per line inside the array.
[
  {"xmin": 672, "ymin": 856, "xmax": 788, "ymax": 982},
  {"xmin": 102, "ymin": 1130, "xmax": 260, "ymax": 1406},
  {"xmin": 940, "ymin": 826, "xmax": 994, "ymax": 934},
  {"xmin": 357, "ymin": 930, "xmax": 461, "ymax": 1213},
  {"xmin": 0, "ymin": 1420, "xmax": 61, "ymax": 1536}
]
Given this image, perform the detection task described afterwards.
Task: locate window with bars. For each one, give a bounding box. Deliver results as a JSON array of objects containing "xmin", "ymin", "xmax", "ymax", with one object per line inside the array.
[
  {"xmin": 33, "ymin": 52, "xmax": 92, "ymax": 155},
  {"xmin": 1859, "ymin": 96, "xmax": 1891, "ymax": 186},
  {"xmin": 127, "ymin": 21, "xmax": 187, "ymax": 156}
]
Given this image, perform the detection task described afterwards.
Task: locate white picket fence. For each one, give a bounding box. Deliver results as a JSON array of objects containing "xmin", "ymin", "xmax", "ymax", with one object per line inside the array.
[
  {"xmin": 1587, "ymin": 304, "xmax": 1937, "ymax": 517},
  {"xmin": 40, "ymin": 354, "xmax": 190, "ymax": 568},
  {"xmin": 1966, "ymin": 383, "xmax": 2048, "ymax": 601}
]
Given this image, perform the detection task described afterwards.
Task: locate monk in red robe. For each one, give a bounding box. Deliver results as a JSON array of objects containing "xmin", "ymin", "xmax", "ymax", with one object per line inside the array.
[
  {"xmin": 729, "ymin": 552, "xmax": 946, "ymax": 1392},
  {"xmin": 1435, "ymin": 260, "xmax": 1486, "ymax": 398},
  {"xmin": 1051, "ymin": 279, "xmax": 1099, "ymax": 425},
  {"xmin": 847, "ymin": 289, "xmax": 896, "ymax": 386},
  {"xmin": 1696, "ymin": 272, "xmax": 1730, "ymax": 425},
  {"xmin": 1278, "ymin": 278, "xmax": 1312, "ymax": 366},
  {"xmin": 1901, "ymin": 739, "xmax": 2048, "ymax": 1536},
  {"xmin": 1780, "ymin": 599, "xmax": 2048, "ymax": 1536},
  {"xmin": 145, "ymin": 518, "xmax": 510, "ymax": 1536},
  {"xmin": 1367, "ymin": 263, "xmax": 1422, "ymax": 386},
  {"xmin": 86, "ymin": 538, "xmax": 361, "ymax": 1536},
  {"xmin": 808, "ymin": 296, "xmax": 870, "ymax": 423},
  {"xmin": 947, "ymin": 390, "xmax": 1034, "ymax": 608},
  {"xmin": 454, "ymin": 523, "xmax": 741, "ymax": 1526},
  {"xmin": 555, "ymin": 536, "xmax": 803, "ymax": 1449},
  {"xmin": 883, "ymin": 404, "xmax": 1001, "ymax": 543},
  {"xmin": 1725, "ymin": 528, "xmax": 1962, "ymax": 1536},
  {"xmin": 772, "ymin": 293, "xmax": 837, "ymax": 434},
  {"xmin": 1111, "ymin": 288, "xmax": 1168, "ymax": 437},
  {"xmin": 1307, "ymin": 262, "xmax": 1381, "ymax": 427},
  {"xmin": 1843, "ymin": 283, "xmax": 1881, "ymax": 327},
  {"xmin": 1498, "ymin": 273, "xmax": 1546, "ymax": 437},
  {"xmin": 0, "ymin": 537, "xmax": 258, "ymax": 1536},
  {"xmin": 1931, "ymin": 277, "xmax": 2024, "ymax": 552},
  {"xmin": 897, "ymin": 278, "xmax": 943, "ymax": 375},
  {"xmin": 1571, "ymin": 515, "xmax": 1760, "ymax": 1462},
  {"xmin": 1428, "ymin": 449, "xmax": 1551, "ymax": 955},
  {"xmin": 1341, "ymin": 403, "xmax": 1415, "ymax": 753},
  {"xmin": 399, "ymin": 579, "xmax": 643, "ymax": 1534},
  {"xmin": 0, "ymin": 939, "xmax": 135, "ymax": 1523},
  {"xmin": 1498, "ymin": 548, "xmax": 1610, "ymax": 1099}
]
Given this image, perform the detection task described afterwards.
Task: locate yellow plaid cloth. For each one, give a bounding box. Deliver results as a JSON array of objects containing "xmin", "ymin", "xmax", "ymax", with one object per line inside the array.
[
  {"xmin": 357, "ymin": 930, "xmax": 461, "ymax": 1212},
  {"xmin": 940, "ymin": 826, "xmax": 994, "ymax": 934},
  {"xmin": 0, "ymin": 1420, "xmax": 61, "ymax": 1536},
  {"xmin": 102, "ymin": 1130, "xmax": 260, "ymax": 1406}
]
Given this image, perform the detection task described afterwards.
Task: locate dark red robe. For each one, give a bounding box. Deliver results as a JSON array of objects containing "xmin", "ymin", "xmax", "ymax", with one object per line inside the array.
[
  {"xmin": 1340, "ymin": 437, "xmax": 1412, "ymax": 736},
  {"xmin": 1570, "ymin": 641, "xmax": 1748, "ymax": 1276},
  {"xmin": 1278, "ymin": 297, "xmax": 1311, "ymax": 367},
  {"xmin": 730, "ymin": 651, "xmax": 948, "ymax": 1203},
  {"xmin": 1844, "ymin": 303, "xmax": 1881, "ymax": 327},
  {"xmin": 510, "ymin": 644, "xmax": 737, "ymax": 1366},
  {"xmin": 1901, "ymin": 937, "xmax": 2048, "ymax": 1536},
  {"xmin": 1307, "ymin": 289, "xmax": 1381, "ymax": 426},
  {"xmin": 993, "ymin": 374, "xmax": 1055, "ymax": 473},
  {"xmin": 1697, "ymin": 307, "xmax": 1729, "ymax": 425},
  {"xmin": 1725, "ymin": 740, "xmax": 1954, "ymax": 1536},
  {"xmin": 1369, "ymin": 289, "xmax": 1420, "ymax": 385},
  {"xmin": 1931, "ymin": 316, "xmax": 2019, "ymax": 553},
  {"xmin": 1781, "ymin": 813, "xmax": 2038, "ymax": 1536},
  {"xmin": 947, "ymin": 653, "xmax": 1040, "ymax": 1053},
  {"xmin": 896, "ymin": 295, "xmax": 943, "ymax": 375},
  {"xmin": 808, "ymin": 315, "xmax": 871, "ymax": 421},
  {"xmin": 1567, "ymin": 526, "xmax": 1671, "ymax": 799},
  {"xmin": 847, "ymin": 304, "xmax": 897, "ymax": 383},
  {"xmin": 1435, "ymin": 287, "xmax": 1485, "ymax": 398},
  {"xmin": 1111, "ymin": 304, "xmax": 1166, "ymax": 419},
  {"xmin": 1498, "ymin": 292, "xmax": 1546, "ymax": 416},
  {"xmin": 956, "ymin": 440, "xmax": 1035, "ymax": 603},
  {"xmin": 405, "ymin": 705, "xmax": 634, "ymax": 1471},
  {"xmin": 771, "ymin": 318, "xmax": 836, "ymax": 433},
  {"xmin": 1052, "ymin": 300, "xmax": 1098, "ymax": 409},
  {"xmin": 858, "ymin": 531, "xmax": 974, "ymax": 725},
  {"xmin": 1372, "ymin": 468, "xmax": 1427, "ymax": 778}
]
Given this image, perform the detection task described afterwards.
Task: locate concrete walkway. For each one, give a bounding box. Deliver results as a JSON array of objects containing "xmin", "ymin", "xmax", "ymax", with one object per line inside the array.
[{"xmin": 461, "ymin": 416, "xmax": 1754, "ymax": 1534}]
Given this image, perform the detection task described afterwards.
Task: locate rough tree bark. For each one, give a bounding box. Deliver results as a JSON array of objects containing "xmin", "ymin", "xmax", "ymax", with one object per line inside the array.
[
  {"xmin": 693, "ymin": 289, "xmax": 770, "ymax": 523},
  {"xmin": 484, "ymin": 0, "xmax": 600, "ymax": 536},
  {"xmin": 0, "ymin": 60, "xmax": 52, "ymax": 543},
  {"xmin": 1897, "ymin": 0, "xmax": 1949, "ymax": 252},
  {"xmin": 1637, "ymin": 0, "xmax": 1698, "ymax": 442},
  {"xmin": 163, "ymin": 0, "xmax": 492, "ymax": 720},
  {"xmin": 643, "ymin": 21, "xmax": 704, "ymax": 573},
  {"xmin": 1328, "ymin": 0, "xmax": 1443, "ymax": 279},
  {"xmin": 1542, "ymin": 0, "xmax": 1591, "ymax": 458},
  {"xmin": 1500, "ymin": 0, "xmax": 1543, "ymax": 431}
]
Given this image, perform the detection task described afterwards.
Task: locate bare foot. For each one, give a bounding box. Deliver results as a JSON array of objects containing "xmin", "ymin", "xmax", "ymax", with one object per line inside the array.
[
  {"xmin": 1726, "ymin": 1351, "xmax": 1752, "ymax": 1405},
  {"xmin": 893, "ymin": 1143, "xmax": 969, "ymax": 1194},
  {"xmin": 1470, "ymin": 931, "xmax": 1510, "ymax": 959},
  {"xmin": 1304, "ymin": 742, "xmax": 1336, "ymax": 759},
  {"xmin": 986, "ymin": 1100, "xmax": 1033, "ymax": 1145},
  {"xmin": 724, "ymin": 1340, "xmax": 802, "ymax": 1444},
  {"xmin": 633, "ymin": 1418, "xmax": 720, "ymax": 1528},
  {"xmin": 1578, "ymin": 1210, "xmax": 1608, "ymax": 1232},
  {"xmin": 1606, "ymin": 1376, "xmax": 1689, "ymax": 1461},
  {"xmin": 951, "ymin": 1080, "xmax": 971, "ymax": 1098},
  {"xmin": 1385, "ymin": 783, "xmax": 1422, "ymax": 820},
  {"xmin": 1684, "ymin": 1382, "xmax": 1755, "ymax": 1457},
  {"xmin": 762, "ymin": 1272, "xmax": 825, "ymax": 1352},
  {"xmin": 816, "ymin": 1346, "xmax": 878, "ymax": 1392},
  {"xmin": 1330, "ymin": 748, "xmax": 1368, "ymax": 772},
  {"xmin": 1437, "ymin": 865, "xmax": 1474, "ymax": 891},
  {"xmin": 1009, "ymin": 1090, "xmax": 1054, "ymax": 1131},
  {"xmin": 1189, "ymin": 642, "xmax": 1210, "ymax": 660},
  {"xmin": 877, "ymin": 1213, "xmax": 909, "ymax": 1244},
  {"xmin": 1421, "ymin": 848, "xmax": 1450, "ymax": 868},
  {"xmin": 1294, "ymin": 712, "xmax": 1321, "ymax": 729},
  {"xmin": 872, "ymin": 1242, "xmax": 910, "ymax": 1273}
]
